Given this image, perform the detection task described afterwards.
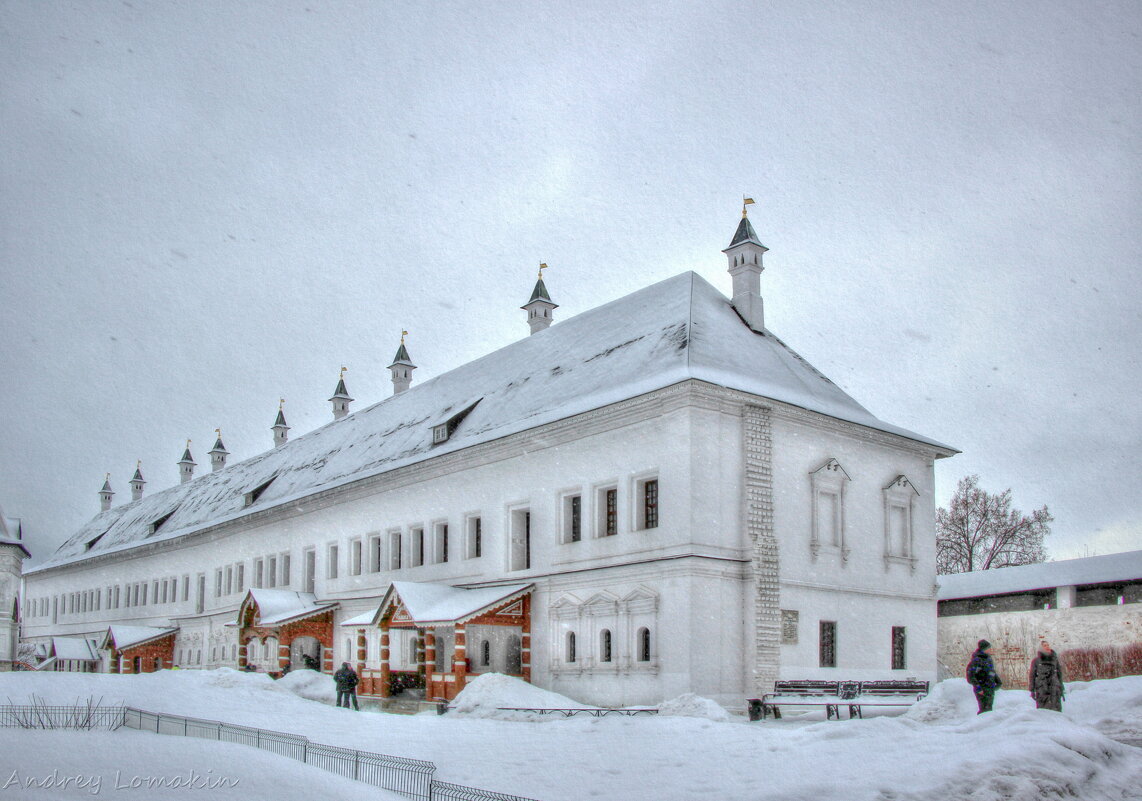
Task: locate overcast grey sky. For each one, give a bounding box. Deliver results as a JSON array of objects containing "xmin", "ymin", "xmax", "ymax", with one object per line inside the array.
[{"xmin": 2, "ymin": 0, "xmax": 1139, "ymax": 566}]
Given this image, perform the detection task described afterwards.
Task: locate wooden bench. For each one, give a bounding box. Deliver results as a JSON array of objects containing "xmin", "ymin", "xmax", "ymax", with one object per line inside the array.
[
  {"xmin": 749, "ymin": 680, "xmax": 929, "ymax": 721},
  {"xmin": 751, "ymin": 680, "xmax": 846, "ymax": 720},
  {"xmin": 496, "ymin": 707, "xmax": 659, "ymax": 717},
  {"xmin": 845, "ymin": 680, "xmax": 929, "ymax": 719}
]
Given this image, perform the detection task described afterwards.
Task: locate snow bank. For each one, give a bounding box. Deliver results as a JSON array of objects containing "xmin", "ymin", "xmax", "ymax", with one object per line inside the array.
[
  {"xmin": 657, "ymin": 692, "xmax": 728, "ymax": 721},
  {"xmin": 449, "ymin": 672, "xmax": 588, "ymax": 718},
  {"xmin": 276, "ymin": 668, "xmax": 337, "ymax": 705},
  {"xmin": 2, "ymin": 671, "xmax": 1141, "ymax": 801}
]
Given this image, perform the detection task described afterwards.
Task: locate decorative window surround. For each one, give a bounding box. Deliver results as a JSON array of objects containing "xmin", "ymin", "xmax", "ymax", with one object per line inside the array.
[
  {"xmin": 548, "ymin": 587, "xmax": 659, "ymax": 676},
  {"xmin": 883, "ymin": 475, "xmax": 920, "ymax": 571},
  {"xmin": 631, "ymin": 473, "xmax": 659, "ymax": 531},
  {"xmin": 594, "ymin": 483, "xmax": 619, "ymax": 538},
  {"xmin": 810, "ymin": 458, "xmax": 851, "ymax": 563},
  {"xmin": 560, "ymin": 490, "xmax": 583, "ymax": 544}
]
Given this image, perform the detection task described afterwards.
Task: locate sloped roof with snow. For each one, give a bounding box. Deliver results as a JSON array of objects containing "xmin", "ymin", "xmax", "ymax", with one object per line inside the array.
[
  {"xmin": 103, "ymin": 625, "xmax": 178, "ymax": 651},
  {"xmin": 937, "ymin": 551, "xmax": 1142, "ymax": 600},
  {"xmin": 51, "ymin": 636, "xmax": 99, "ymax": 661},
  {"xmin": 36, "ymin": 271, "xmax": 954, "ymax": 572},
  {"xmin": 379, "ymin": 582, "xmax": 532, "ymax": 625},
  {"xmin": 232, "ymin": 589, "xmax": 337, "ymax": 627}
]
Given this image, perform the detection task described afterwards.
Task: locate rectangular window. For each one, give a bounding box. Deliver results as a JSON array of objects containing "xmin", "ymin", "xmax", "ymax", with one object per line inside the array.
[
  {"xmin": 389, "ymin": 530, "xmax": 402, "ymax": 569},
  {"xmin": 224, "ymin": 566, "xmax": 232, "ymax": 596},
  {"xmin": 254, "ymin": 558, "xmax": 264, "ymax": 589},
  {"xmin": 563, "ymin": 494, "xmax": 582, "ymax": 543},
  {"xmin": 114, "ymin": 586, "xmax": 120, "ymax": 609},
  {"xmin": 195, "ymin": 574, "xmax": 205, "ymax": 614},
  {"xmin": 434, "ymin": 522, "xmax": 449, "ymax": 564},
  {"xmin": 466, "ymin": 516, "xmax": 482, "ymax": 559},
  {"xmin": 280, "ymin": 553, "xmax": 290, "ymax": 587},
  {"xmin": 214, "ymin": 569, "xmax": 223, "ymax": 598},
  {"xmin": 601, "ymin": 487, "xmax": 618, "ymax": 536},
  {"xmin": 161, "ymin": 580, "xmax": 169, "ymax": 604},
  {"xmin": 350, "ymin": 539, "xmax": 362, "ymax": 575},
  {"xmin": 819, "ymin": 620, "xmax": 837, "ymax": 668},
  {"xmin": 303, "ymin": 548, "xmax": 316, "ymax": 593},
  {"xmin": 328, "ymin": 544, "xmax": 339, "ymax": 579},
  {"xmin": 510, "ymin": 508, "xmax": 531, "ymax": 571},
  {"xmin": 236, "ymin": 563, "xmax": 244, "ymax": 593},
  {"xmin": 369, "ymin": 534, "xmax": 383, "ymax": 573},
  {"xmin": 267, "ymin": 555, "xmax": 278, "ymax": 588},
  {"xmin": 411, "ymin": 528, "xmax": 424, "ymax": 568},
  {"xmin": 182, "ymin": 575, "xmax": 190, "ymax": 602},
  {"xmin": 641, "ymin": 479, "xmax": 658, "ymax": 529},
  {"xmin": 892, "ymin": 626, "xmax": 907, "ymax": 670}
]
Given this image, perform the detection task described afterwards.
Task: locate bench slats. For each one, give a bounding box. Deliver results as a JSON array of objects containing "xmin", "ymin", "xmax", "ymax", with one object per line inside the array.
[{"xmin": 749, "ymin": 680, "xmax": 929, "ymax": 721}]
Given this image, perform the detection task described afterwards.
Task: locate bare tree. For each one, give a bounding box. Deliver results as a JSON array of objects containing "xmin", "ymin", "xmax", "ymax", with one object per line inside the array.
[{"xmin": 936, "ymin": 475, "xmax": 1052, "ymax": 574}]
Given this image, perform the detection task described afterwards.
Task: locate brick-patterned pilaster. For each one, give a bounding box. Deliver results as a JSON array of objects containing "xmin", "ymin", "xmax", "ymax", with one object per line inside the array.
[
  {"xmin": 278, "ymin": 643, "xmax": 290, "ymax": 673},
  {"xmin": 424, "ymin": 630, "xmax": 436, "ymax": 698},
  {"xmin": 521, "ymin": 594, "xmax": 532, "ymax": 682},
  {"xmin": 744, "ymin": 403, "xmax": 780, "ymax": 696},
  {"xmin": 356, "ymin": 629, "xmax": 367, "ymax": 671},
  {"xmin": 453, "ymin": 624, "xmax": 467, "ymax": 694},
  {"xmin": 380, "ymin": 627, "xmax": 391, "ymax": 698}
]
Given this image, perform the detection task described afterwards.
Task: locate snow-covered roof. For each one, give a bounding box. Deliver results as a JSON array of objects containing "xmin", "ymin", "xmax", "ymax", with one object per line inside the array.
[
  {"xmin": 379, "ymin": 582, "xmax": 532, "ymax": 625},
  {"xmin": 0, "ymin": 508, "xmax": 31, "ymax": 557},
  {"xmin": 51, "ymin": 636, "xmax": 99, "ymax": 661},
  {"xmin": 36, "ymin": 271, "xmax": 955, "ymax": 571},
  {"xmin": 339, "ymin": 607, "xmax": 380, "ymax": 627},
  {"xmin": 937, "ymin": 551, "xmax": 1142, "ymax": 600},
  {"xmin": 102, "ymin": 625, "xmax": 178, "ymax": 651},
  {"xmin": 237, "ymin": 588, "xmax": 337, "ymax": 627}
]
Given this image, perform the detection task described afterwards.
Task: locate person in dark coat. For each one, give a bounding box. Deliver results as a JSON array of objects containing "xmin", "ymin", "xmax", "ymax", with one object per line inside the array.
[
  {"xmin": 1028, "ymin": 640, "xmax": 1065, "ymax": 711},
  {"xmin": 966, "ymin": 639, "xmax": 1003, "ymax": 714},
  {"xmin": 333, "ymin": 662, "xmax": 360, "ymax": 710}
]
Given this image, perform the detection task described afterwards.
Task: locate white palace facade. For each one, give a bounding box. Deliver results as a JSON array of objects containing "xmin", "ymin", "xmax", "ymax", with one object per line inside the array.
[{"xmin": 16, "ymin": 212, "xmax": 955, "ymax": 706}]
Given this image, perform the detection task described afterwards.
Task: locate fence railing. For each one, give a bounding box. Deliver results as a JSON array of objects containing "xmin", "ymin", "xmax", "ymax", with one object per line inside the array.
[
  {"xmin": 0, "ymin": 703, "xmax": 125, "ymax": 730},
  {"xmin": 119, "ymin": 707, "xmax": 538, "ymax": 801}
]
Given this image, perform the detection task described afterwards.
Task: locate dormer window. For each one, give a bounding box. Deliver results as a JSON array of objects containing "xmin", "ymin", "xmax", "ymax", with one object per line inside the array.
[
  {"xmin": 244, "ymin": 476, "xmax": 276, "ymax": 507},
  {"xmin": 150, "ymin": 509, "xmax": 177, "ymax": 535},
  {"xmin": 431, "ymin": 399, "xmax": 481, "ymax": 446},
  {"xmin": 85, "ymin": 528, "xmax": 110, "ymax": 551}
]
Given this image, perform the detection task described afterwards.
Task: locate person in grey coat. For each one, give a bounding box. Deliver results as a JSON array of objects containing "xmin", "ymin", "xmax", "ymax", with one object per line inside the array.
[{"xmin": 1028, "ymin": 640, "xmax": 1065, "ymax": 711}]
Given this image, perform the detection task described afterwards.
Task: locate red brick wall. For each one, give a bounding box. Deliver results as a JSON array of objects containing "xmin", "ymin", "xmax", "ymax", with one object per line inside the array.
[{"xmin": 117, "ymin": 634, "xmax": 176, "ymax": 674}]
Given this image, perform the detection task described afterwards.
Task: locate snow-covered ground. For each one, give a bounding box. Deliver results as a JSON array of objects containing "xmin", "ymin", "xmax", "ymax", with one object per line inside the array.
[{"xmin": 1, "ymin": 670, "xmax": 1140, "ymax": 801}]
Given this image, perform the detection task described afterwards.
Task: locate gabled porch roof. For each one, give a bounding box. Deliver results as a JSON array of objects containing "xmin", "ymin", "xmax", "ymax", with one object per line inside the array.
[
  {"xmin": 100, "ymin": 625, "xmax": 178, "ymax": 652},
  {"xmin": 376, "ymin": 581, "xmax": 533, "ymax": 626},
  {"xmin": 233, "ymin": 588, "xmax": 338, "ymax": 627},
  {"xmin": 50, "ymin": 636, "xmax": 99, "ymax": 661}
]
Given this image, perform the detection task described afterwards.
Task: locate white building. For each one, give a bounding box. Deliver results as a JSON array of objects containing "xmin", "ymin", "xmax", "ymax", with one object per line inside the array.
[{"xmin": 20, "ymin": 212, "xmax": 955, "ymax": 706}]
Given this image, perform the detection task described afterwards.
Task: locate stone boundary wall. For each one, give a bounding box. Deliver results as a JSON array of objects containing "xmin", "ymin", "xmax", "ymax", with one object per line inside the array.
[{"xmin": 938, "ymin": 604, "xmax": 1141, "ymax": 688}]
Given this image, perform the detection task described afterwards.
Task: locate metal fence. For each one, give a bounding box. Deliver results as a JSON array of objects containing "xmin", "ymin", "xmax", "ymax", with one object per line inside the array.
[
  {"xmin": 118, "ymin": 707, "xmax": 539, "ymax": 801},
  {"xmin": 0, "ymin": 703, "xmax": 125, "ymax": 730}
]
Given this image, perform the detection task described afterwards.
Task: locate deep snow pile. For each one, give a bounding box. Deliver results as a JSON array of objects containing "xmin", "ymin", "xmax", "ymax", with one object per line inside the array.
[
  {"xmin": 275, "ymin": 667, "xmax": 337, "ymax": 705},
  {"xmin": 657, "ymin": 692, "xmax": 730, "ymax": 721},
  {"xmin": 448, "ymin": 672, "xmax": 589, "ymax": 718},
  {"xmin": 2, "ymin": 670, "xmax": 1141, "ymax": 801}
]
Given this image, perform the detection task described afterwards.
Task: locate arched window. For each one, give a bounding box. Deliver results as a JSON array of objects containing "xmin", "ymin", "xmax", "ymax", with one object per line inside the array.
[
  {"xmin": 481, "ymin": 640, "xmax": 491, "ymax": 667},
  {"xmin": 567, "ymin": 632, "xmax": 577, "ymax": 663},
  {"xmin": 345, "ymin": 638, "xmax": 353, "ymax": 662},
  {"xmin": 248, "ymin": 639, "xmax": 259, "ymax": 661},
  {"xmin": 600, "ymin": 629, "xmax": 612, "ymax": 663},
  {"xmin": 637, "ymin": 627, "xmax": 651, "ymax": 662}
]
